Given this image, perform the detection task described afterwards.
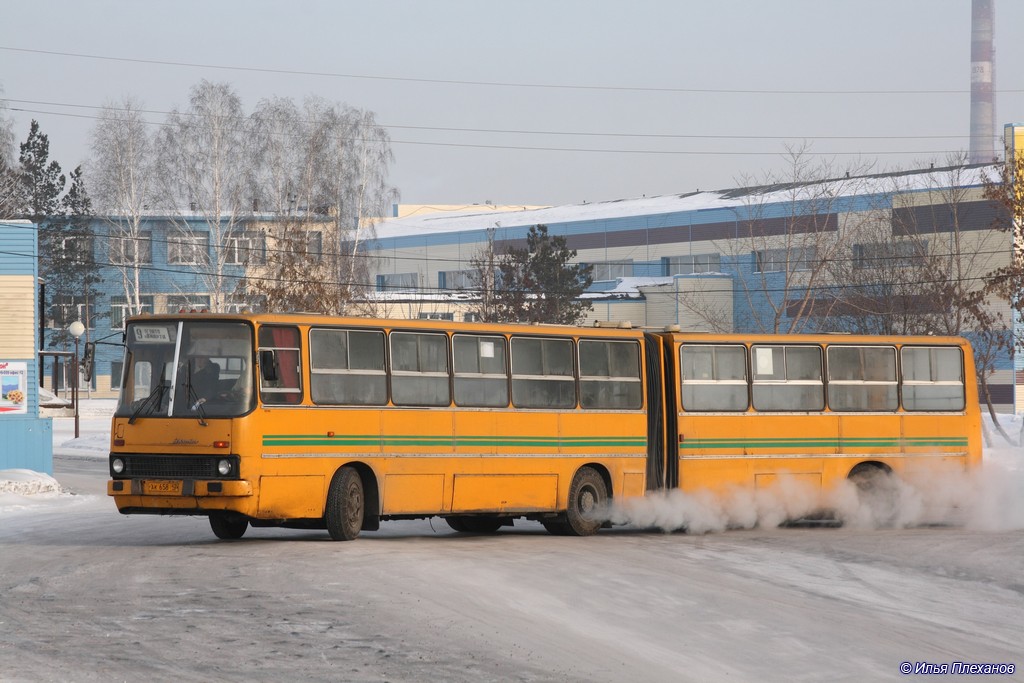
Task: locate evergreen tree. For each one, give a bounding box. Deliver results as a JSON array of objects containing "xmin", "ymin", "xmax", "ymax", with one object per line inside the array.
[
  {"xmin": 19, "ymin": 120, "xmax": 65, "ymax": 222},
  {"xmin": 19, "ymin": 120, "xmax": 67, "ymax": 304},
  {"xmin": 14, "ymin": 120, "xmax": 99, "ymax": 345},
  {"xmin": 486, "ymin": 224, "xmax": 593, "ymax": 325},
  {"xmin": 47, "ymin": 165, "xmax": 103, "ymax": 346}
]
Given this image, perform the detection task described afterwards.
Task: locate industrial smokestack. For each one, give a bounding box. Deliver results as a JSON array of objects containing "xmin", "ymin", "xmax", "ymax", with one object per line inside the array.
[{"xmin": 969, "ymin": 0, "xmax": 996, "ymax": 163}]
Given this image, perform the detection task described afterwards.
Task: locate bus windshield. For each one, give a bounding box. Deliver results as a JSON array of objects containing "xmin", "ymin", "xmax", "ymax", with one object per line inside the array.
[{"xmin": 115, "ymin": 320, "xmax": 255, "ymax": 419}]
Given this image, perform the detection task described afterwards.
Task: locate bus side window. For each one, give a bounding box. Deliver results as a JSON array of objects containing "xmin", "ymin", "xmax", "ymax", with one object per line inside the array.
[
  {"xmin": 390, "ymin": 331, "xmax": 450, "ymax": 406},
  {"xmin": 901, "ymin": 346, "xmax": 965, "ymax": 411},
  {"xmin": 309, "ymin": 328, "xmax": 387, "ymax": 405},
  {"xmin": 510, "ymin": 337, "xmax": 575, "ymax": 409},
  {"xmin": 453, "ymin": 334, "xmax": 509, "ymax": 407},
  {"xmin": 579, "ymin": 339, "xmax": 642, "ymax": 410},
  {"xmin": 827, "ymin": 346, "xmax": 897, "ymax": 412},
  {"xmin": 680, "ymin": 344, "xmax": 748, "ymax": 412},
  {"xmin": 751, "ymin": 345, "xmax": 824, "ymax": 412}
]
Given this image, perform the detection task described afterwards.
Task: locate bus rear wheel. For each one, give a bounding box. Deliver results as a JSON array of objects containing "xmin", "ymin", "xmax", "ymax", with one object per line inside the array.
[
  {"xmin": 326, "ymin": 466, "xmax": 364, "ymax": 541},
  {"xmin": 563, "ymin": 466, "xmax": 608, "ymax": 536},
  {"xmin": 209, "ymin": 513, "xmax": 248, "ymax": 540},
  {"xmin": 849, "ymin": 463, "xmax": 900, "ymax": 527},
  {"xmin": 541, "ymin": 520, "xmax": 571, "ymax": 535}
]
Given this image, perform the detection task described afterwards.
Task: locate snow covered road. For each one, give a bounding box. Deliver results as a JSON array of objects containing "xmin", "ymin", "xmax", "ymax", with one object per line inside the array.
[
  {"xmin": 0, "ymin": 404, "xmax": 1021, "ymax": 682},
  {"xmin": 1, "ymin": 458, "xmax": 1021, "ymax": 682}
]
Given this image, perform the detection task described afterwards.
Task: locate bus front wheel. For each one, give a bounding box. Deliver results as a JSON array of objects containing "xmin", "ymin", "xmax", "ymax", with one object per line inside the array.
[
  {"xmin": 326, "ymin": 466, "xmax": 365, "ymax": 541},
  {"xmin": 209, "ymin": 513, "xmax": 248, "ymax": 540},
  {"xmin": 563, "ymin": 466, "xmax": 608, "ymax": 536}
]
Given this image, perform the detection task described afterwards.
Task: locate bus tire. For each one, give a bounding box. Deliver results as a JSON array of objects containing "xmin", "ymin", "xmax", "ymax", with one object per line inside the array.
[
  {"xmin": 849, "ymin": 463, "xmax": 899, "ymax": 527},
  {"xmin": 446, "ymin": 517, "xmax": 469, "ymax": 532},
  {"xmin": 326, "ymin": 466, "xmax": 364, "ymax": 541},
  {"xmin": 541, "ymin": 520, "xmax": 571, "ymax": 535},
  {"xmin": 564, "ymin": 466, "xmax": 607, "ymax": 536},
  {"xmin": 209, "ymin": 513, "xmax": 248, "ymax": 540},
  {"xmin": 447, "ymin": 516, "xmax": 503, "ymax": 533}
]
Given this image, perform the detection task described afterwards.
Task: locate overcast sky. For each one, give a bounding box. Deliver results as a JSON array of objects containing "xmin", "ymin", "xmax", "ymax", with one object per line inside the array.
[{"xmin": 3, "ymin": 0, "xmax": 1023, "ymax": 207}]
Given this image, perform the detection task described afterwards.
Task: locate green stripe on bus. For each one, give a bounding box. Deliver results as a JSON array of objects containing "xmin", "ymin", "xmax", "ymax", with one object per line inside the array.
[
  {"xmin": 678, "ymin": 437, "xmax": 968, "ymax": 450},
  {"xmin": 262, "ymin": 434, "xmax": 646, "ymax": 448}
]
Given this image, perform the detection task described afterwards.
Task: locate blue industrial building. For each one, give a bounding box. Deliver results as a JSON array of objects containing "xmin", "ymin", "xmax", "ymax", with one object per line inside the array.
[
  {"xmin": 32, "ymin": 162, "xmax": 1023, "ymax": 413},
  {"xmin": 40, "ymin": 216, "xmax": 254, "ymax": 397},
  {"xmin": 365, "ymin": 164, "xmax": 1021, "ymax": 411}
]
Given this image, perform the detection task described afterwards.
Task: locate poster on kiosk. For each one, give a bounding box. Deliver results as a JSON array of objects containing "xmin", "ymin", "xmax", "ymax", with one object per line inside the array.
[{"xmin": 0, "ymin": 362, "xmax": 29, "ymax": 415}]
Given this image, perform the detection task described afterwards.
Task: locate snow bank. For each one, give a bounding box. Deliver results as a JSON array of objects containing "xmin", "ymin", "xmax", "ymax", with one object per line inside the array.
[
  {"xmin": 0, "ymin": 469, "xmax": 64, "ymax": 496},
  {"xmin": 0, "ymin": 469, "xmax": 75, "ymax": 514}
]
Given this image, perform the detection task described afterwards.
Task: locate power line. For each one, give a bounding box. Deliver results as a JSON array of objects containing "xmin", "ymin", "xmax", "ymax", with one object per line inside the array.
[
  {"xmin": 3, "ymin": 104, "xmax": 972, "ymax": 158},
  {"xmin": 1, "ymin": 98, "xmax": 977, "ymax": 142},
  {"xmin": 3, "ymin": 45, "xmax": 1022, "ymax": 96}
]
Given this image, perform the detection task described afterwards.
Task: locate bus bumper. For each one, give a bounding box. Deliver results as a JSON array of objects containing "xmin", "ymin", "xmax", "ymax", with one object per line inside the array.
[{"xmin": 107, "ymin": 479, "xmax": 253, "ymax": 498}]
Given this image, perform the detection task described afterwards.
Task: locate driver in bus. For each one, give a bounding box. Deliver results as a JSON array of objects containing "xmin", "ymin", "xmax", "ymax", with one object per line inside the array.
[
  {"xmin": 191, "ymin": 356, "xmax": 221, "ymax": 402},
  {"xmin": 217, "ymin": 364, "xmax": 253, "ymax": 405}
]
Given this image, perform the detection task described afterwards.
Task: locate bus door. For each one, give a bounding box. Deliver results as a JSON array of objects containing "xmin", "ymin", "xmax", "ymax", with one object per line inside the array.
[{"xmin": 644, "ymin": 333, "xmax": 676, "ymax": 490}]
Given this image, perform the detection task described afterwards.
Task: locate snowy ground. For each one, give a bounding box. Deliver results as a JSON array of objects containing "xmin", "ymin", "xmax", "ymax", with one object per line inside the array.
[
  {"xmin": 1, "ymin": 400, "xmax": 1022, "ymax": 682},
  {"xmin": 2, "ymin": 398, "xmax": 1022, "ymax": 532},
  {"xmin": 0, "ymin": 399, "xmax": 116, "ymax": 515}
]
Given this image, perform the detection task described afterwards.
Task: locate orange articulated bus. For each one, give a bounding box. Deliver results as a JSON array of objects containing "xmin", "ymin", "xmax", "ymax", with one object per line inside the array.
[{"xmin": 107, "ymin": 313, "xmax": 981, "ymax": 540}]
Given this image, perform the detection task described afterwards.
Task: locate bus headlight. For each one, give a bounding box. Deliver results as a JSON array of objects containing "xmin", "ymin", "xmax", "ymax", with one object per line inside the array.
[
  {"xmin": 217, "ymin": 459, "xmax": 233, "ymax": 476},
  {"xmin": 111, "ymin": 458, "xmax": 125, "ymax": 474}
]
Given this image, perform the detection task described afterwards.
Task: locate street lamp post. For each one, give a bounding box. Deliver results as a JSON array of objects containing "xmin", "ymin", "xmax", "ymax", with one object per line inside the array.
[{"xmin": 68, "ymin": 320, "xmax": 86, "ymax": 439}]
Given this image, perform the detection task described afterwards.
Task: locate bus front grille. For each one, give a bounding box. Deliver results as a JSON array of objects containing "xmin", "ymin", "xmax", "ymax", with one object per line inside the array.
[{"xmin": 111, "ymin": 454, "xmax": 238, "ymax": 480}]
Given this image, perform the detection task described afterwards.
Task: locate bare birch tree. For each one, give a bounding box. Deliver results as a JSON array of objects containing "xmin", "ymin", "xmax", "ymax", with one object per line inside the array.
[
  {"xmin": 307, "ymin": 101, "xmax": 397, "ymax": 314},
  {"xmin": 243, "ymin": 96, "xmax": 333, "ymax": 311},
  {"xmin": 88, "ymin": 96, "xmax": 156, "ymax": 321},
  {"xmin": 154, "ymin": 80, "xmax": 251, "ymax": 312},
  {"xmin": 0, "ymin": 92, "xmax": 21, "ymax": 218},
  {"xmin": 248, "ymin": 96, "xmax": 305, "ymax": 215},
  {"xmin": 467, "ymin": 227, "xmax": 500, "ymax": 322},
  {"xmin": 245, "ymin": 97, "xmax": 397, "ymax": 314},
  {"xmin": 0, "ymin": 91, "xmax": 13, "ymax": 159}
]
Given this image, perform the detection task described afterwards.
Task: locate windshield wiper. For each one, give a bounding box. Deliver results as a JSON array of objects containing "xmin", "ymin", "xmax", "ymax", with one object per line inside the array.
[
  {"xmin": 128, "ymin": 382, "xmax": 167, "ymax": 424},
  {"xmin": 185, "ymin": 362, "xmax": 209, "ymax": 427}
]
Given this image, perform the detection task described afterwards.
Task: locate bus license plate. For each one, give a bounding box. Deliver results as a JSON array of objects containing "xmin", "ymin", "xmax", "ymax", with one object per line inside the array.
[{"xmin": 143, "ymin": 480, "xmax": 182, "ymax": 495}]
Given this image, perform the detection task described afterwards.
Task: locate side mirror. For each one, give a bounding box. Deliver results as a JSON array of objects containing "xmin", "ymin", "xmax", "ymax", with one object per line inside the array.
[
  {"xmin": 81, "ymin": 342, "xmax": 96, "ymax": 382},
  {"xmin": 259, "ymin": 350, "xmax": 278, "ymax": 382}
]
